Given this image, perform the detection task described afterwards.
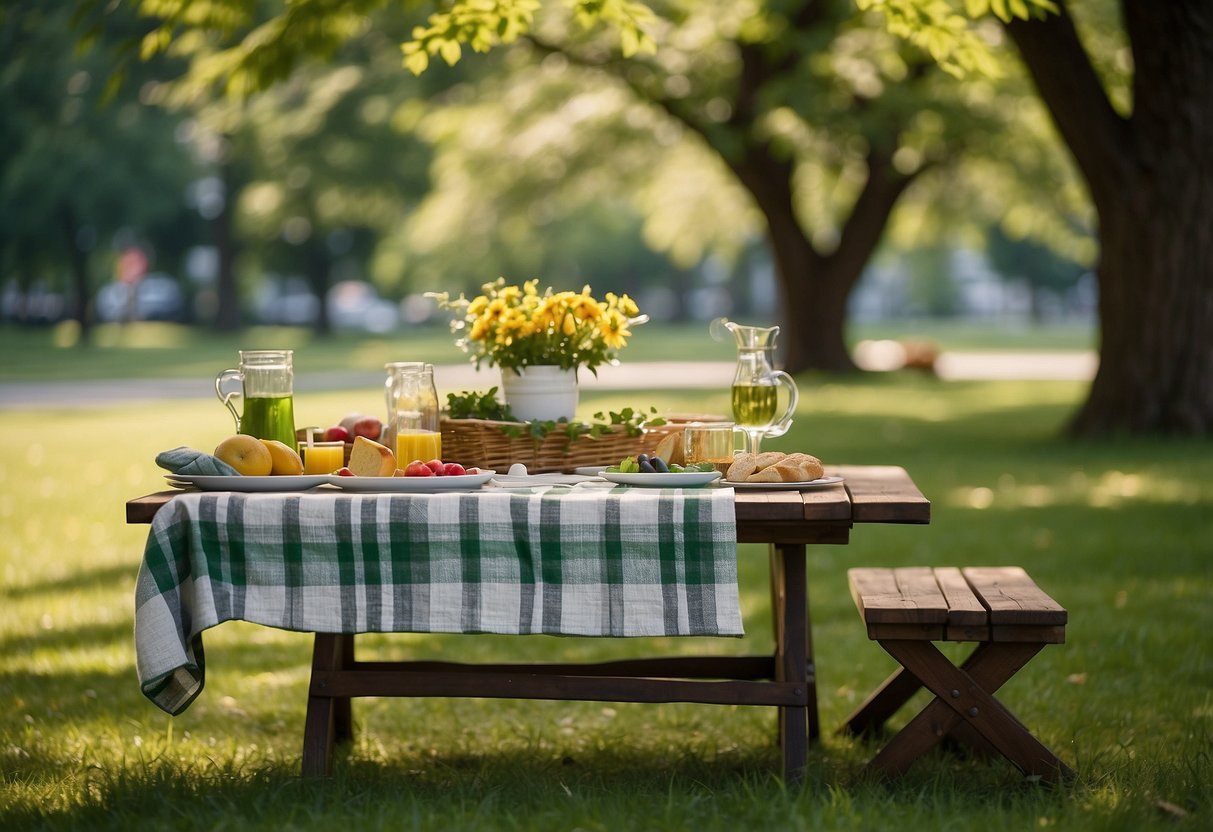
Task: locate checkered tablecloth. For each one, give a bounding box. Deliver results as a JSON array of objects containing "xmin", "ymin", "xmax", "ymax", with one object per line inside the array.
[{"xmin": 135, "ymin": 486, "xmax": 741, "ymax": 715}]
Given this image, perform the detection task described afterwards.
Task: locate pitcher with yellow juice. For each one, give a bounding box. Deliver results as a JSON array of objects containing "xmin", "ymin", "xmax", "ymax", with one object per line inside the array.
[{"xmin": 396, "ymin": 430, "xmax": 442, "ymax": 464}]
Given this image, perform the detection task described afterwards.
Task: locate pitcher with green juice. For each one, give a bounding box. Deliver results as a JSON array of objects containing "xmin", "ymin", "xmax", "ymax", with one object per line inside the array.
[
  {"xmin": 713, "ymin": 319, "xmax": 799, "ymax": 455},
  {"xmin": 215, "ymin": 350, "xmax": 297, "ymax": 451}
]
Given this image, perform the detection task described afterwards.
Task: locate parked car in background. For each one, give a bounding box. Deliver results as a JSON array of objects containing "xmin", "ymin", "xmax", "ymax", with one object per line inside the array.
[
  {"xmin": 328, "ymin": 280, "xmax": 399, "ymax": 333},
  {"xmin": 95, "ymin": 273, "xmax": 186, "ymax": 322}
]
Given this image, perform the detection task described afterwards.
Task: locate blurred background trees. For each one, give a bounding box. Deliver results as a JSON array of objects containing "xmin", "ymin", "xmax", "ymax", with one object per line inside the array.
[{"xmin": 3, "ymin": 0, "xmax": 1207, "ymax": 435}]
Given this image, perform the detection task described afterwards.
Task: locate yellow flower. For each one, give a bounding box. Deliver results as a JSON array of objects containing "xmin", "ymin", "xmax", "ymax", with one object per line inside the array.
[
  {"xmin": 599, "ymin": 310, "xmax": 630, "ymax": 350},
  {"xmin": 433, "ymin": 278, "xmax": 644, "ymax": 372}
]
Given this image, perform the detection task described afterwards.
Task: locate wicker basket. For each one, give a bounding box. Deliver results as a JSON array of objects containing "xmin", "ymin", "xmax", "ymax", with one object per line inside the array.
[{"xmin": 440, "ymin": 418, "xmax": 682, "ymax": 474}]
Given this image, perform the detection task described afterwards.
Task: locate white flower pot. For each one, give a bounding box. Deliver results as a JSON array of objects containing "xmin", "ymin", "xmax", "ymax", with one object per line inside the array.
[{"xmin": 501, "ymin": 366, "xmax": 579, "ymax": 422}]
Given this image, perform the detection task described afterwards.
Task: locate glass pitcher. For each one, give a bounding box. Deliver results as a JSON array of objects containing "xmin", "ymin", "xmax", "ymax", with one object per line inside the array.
[
  {"xmin": 214, "ymin": 350, "xmax": 297, "ymax": 450},
  {"xmin": 384, "ymin": 362, "xmax": 441, "ymax": 462},
  {"xmin": 711, "ymin": 318, "xmax": 799, "ymax": 454}
]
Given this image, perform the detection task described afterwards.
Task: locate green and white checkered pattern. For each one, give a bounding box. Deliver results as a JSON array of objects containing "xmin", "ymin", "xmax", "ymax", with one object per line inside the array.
[{"xmin": 135, "ymin": 487, "xmax": 741, "ymax": 715}]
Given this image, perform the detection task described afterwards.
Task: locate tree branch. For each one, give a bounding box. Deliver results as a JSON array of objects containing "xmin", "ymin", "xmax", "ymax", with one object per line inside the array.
[
  {"xmin": 1003, "ymin": 1, "xmax": 1133, "ymax": 213},
  {"xmin": 827, "ymin": 149, "xmax": 924, "ymax": 278}
]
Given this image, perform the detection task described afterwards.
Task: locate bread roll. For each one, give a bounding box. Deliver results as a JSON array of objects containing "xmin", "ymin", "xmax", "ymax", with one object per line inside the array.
[
  {"xmin": 726, "ymin": 451, "xmax": 782, "ymax": 481},
  {"xmin": 652, "ymin": 429, "xmax": 684, "ymax": 465},
  {"xmin": 727, "ymin": 451, "xmax": 824, "ymax": 483}
]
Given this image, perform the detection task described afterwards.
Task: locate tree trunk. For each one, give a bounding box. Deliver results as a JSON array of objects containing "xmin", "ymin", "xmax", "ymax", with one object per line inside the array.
[
  {"xmin": 212, "ymin": 156, "xmax": 241, "ymax": 332},
  {"xmin": 731, "ymin": 146, "xmax": 919, "ymax": 373},
  {"xmin": 60, "ymin": 207, "xmax": 91, "ymax": 343},
  {"xmin": 306, "ymin": 221, "xmax": 332, "ymax": 337},
  {"xmin": 1007, "ymin": 0, "xmax": 1213, "ymax": 435}
]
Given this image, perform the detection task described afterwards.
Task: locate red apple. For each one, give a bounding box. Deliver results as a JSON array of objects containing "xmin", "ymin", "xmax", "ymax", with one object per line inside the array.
[
  {"xmin": 442, "ymin": 462, "xmax": 466, "ymax": 477},
  {"xmin": 404, "ymin": 460, "xmax": 433, "ymax": 477},
  {"xmin": 425, "ymin": 459, "xmax": 444, "ymax": 475},
  {"xmin": 351, "ymin": 416, "xmax": 382, "ymax": 440},
  {"xmin": 323, "ymin": 425, "xmax": 352, "ymax": 442},
  {"xmin": 335, "ymin": 467, "xmax": 354, "ymax": 477}
]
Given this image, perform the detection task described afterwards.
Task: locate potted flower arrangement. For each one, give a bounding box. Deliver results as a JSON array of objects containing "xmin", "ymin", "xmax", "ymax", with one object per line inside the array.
[{"xmin": 431, "ymin": 278, "xmax": 646, "ymax": 421}]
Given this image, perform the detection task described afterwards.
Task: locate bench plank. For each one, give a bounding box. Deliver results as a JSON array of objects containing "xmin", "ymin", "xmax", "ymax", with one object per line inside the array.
[
  {"xmin": 848, "ymin": 567, "xmax": 948, "ymax": 626},
  {"xmin": 963, "ymin": 567, "xmax": 1067, "ymax": 627}
]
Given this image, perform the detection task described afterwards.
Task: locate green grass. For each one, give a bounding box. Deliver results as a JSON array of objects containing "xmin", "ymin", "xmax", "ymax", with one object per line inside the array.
[
  {"xmin": 1, "ymin": 318, "xmax": 1093, "ymax": 382},
  {"xmin": 2, "ymin": 344, "xmax": 1208, "ymax": 830}
]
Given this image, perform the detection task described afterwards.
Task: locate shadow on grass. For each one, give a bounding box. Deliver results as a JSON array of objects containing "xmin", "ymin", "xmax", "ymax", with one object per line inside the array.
[
  {"xmin": 0, "ymin": 562, "xmax": 138, "ymax": 603},
  {"xmin": 6, "ymin": 737, "xmax": 1090, "ymax": 832}
]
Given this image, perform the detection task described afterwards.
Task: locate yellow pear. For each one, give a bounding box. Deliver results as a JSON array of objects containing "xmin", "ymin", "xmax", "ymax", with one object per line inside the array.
[
  {"xmin": 260, "ymin": 439, "xmax": 304, "ymax": 475},
  {"xmin": 214, "ymin": 435, "xmax": 273, "ymax": 476}
]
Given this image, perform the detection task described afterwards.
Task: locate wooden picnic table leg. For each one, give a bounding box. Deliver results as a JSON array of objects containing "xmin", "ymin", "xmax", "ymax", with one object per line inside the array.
[
  {"xmin": 871, "ymin": 640, "xmax": 1072, "ymax": 782},
  {"xmin": 302, "ymin": 633, "xmax": 355, "ymax": 777},
  {"xmin": 772, "ymin": 542, "xmax": 812, "ymax": 782}
]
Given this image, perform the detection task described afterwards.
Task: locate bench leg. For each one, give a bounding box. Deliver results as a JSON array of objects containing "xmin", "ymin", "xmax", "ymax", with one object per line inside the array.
[
  {"xmin": 872, "ymin": 640, "xmax": 1072, "ymax": 783},
  {"xmin": 302, "ymin": 633, "xmax": 355, "ymax": 777},
  {"xmin": 771, "ymin": 543, "xmax": 813, "ymax": 783},
  {"xmin": 839, "ymin": 664, "xmax": 922, "ymax": 737}
]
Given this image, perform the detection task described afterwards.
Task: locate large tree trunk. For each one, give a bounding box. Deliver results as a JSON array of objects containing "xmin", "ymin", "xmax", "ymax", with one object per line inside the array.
[
  {"xmin": 732, "ymin": 146, "xmax": 919, "ymax": 373},
  {"xmin": 1007, "ymin": 0, "xmax": 1213, "ymax": 435}
]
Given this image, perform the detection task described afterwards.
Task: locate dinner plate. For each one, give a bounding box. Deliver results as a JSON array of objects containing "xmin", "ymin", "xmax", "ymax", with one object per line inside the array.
[
  {"xmin": 326, "ymin": 471, "xmax": 497, "ymax": 492},
  {"xmin": 573, "ymin": 466, "xmax": 609, "ymax": 476},
  {"xmin": 165, "ymin": 474, "xmax": 331, "ymax": 492},
  {"xmin": 723, "ymin": 475, "xmax": 845, "ymax": 491},
  {"xmin": 600, "ymin": 470, "xmax": 722, "ymax": 488}
]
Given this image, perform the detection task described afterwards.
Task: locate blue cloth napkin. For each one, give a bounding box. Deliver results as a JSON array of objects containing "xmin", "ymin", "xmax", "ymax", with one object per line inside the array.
[{"xmin": 155, "ymin": 447, "xmax": 240, "ymax": 476}]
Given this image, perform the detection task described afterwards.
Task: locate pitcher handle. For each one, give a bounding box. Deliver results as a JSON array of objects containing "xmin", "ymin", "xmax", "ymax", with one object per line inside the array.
[
  {"xmin": 215, "ymin": 368, "xmax": 243, "ymax": 432},
  {"xmin": 764, "ymin": 370, "xmax": 799, "ymax": 438}
]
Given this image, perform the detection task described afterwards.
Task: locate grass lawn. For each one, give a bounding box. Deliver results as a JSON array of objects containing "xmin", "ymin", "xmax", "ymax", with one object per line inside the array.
[
  {"xmin": 1, "ymin": 318, "xmax": 1094, "ymax": 382},
  {"xmin": 1, "ymin": 330, "xmax": 1208, "ymax": 830}
]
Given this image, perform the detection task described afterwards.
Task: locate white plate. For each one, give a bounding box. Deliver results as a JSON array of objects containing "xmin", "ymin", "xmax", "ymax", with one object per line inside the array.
[
  {"xmin": 326, "ymin": 471, "xmax": 496, "ymax": 492},
  {"xmin": 600, "ymin": 471, "xmax": 722, "ymax": 488},
  {"xmin": 723, "ymin": 475, "xmax": 845, "ymax": 491},
  {"xmin": 166, "ymin": 474, "xmax": 331, "ymax": 492},
  {"xmin": 573, "ymin": 466, "xmax": 609, "ymax": 476}
]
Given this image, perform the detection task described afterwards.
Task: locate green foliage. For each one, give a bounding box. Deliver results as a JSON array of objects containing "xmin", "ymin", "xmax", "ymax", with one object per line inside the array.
[
  {"xmin": 402, "ymin": 0, "xmax": 656, "ymax": 76},
  {"xmin": 445, "ymin": 386, "xmax": 517, "ymax": 420},
  {"xmin": 857, "ymin": 0, "xmax": 1058, "ymax": 77},
  {"xmin": 445, "ymin": 386, "xmax": 662, "ymax": 441}
]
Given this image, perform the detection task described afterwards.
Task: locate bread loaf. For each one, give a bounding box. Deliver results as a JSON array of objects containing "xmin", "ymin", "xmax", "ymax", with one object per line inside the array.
[
  {"xmin": 726, "ymin": 451, "xmax": 823, "ymax": 483},
  {"xmin": 348, "ymin": 435, "xmax": 396, "ymax": 476}
]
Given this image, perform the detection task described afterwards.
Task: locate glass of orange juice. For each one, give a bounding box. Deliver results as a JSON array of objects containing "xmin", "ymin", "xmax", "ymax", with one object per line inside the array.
[
  {"xmin": 396, "ymin": 429, "xmax": 442, "ymax": 464},
  {"xmin": 302, "ymin": 441, "xmax": 346, "ymax": 475}
]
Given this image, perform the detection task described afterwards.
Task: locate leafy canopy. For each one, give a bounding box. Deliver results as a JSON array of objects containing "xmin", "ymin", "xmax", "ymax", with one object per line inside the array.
[{"xmin": 119, "ymin": 0, "xmax": 1060, "ymax": 95}]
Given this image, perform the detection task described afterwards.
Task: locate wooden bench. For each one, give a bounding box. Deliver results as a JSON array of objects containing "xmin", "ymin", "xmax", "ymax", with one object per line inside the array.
[{"xmin": 840, "ymin": 566, "xmax": 1073, "ymax": 783}]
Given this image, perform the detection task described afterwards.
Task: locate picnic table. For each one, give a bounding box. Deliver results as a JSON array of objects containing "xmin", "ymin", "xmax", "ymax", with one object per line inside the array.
[{"xmin": 126, "ymin": 464, "xmax": 929, "ymax": 781}]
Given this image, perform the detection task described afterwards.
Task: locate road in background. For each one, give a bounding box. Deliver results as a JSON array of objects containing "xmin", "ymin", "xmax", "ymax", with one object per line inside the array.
[{"xmin": 0, "ymin": 352, "xmax": 1098, "ymax": 411}]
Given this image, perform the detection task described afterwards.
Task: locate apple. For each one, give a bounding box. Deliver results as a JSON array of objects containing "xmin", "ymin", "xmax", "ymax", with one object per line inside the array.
[
  {"xmin": 465, "ymin": 467, "xmax": 480, "ymax": 475},
  {"xmin": 351, "ymin": 416, "xmax": 383, "ymax": 440},
  {"xmin": 425, "ymin": 459, "xmax": 444, "ymax": 475},
  {"xmin": 335, "ymin": 467, "xmax": 354, "ymax": 477},
  {"xmin": 215, "ymin": 435, "xmax": 273, "ymax": 476},
  {"xmin": 339, "ymin": 413, "xmax": 382, "ymax": 439},
  {"xmin": 404, "ymin": 460, "xmax": 434, "ymax": 477},
  {"xmin": 323, "ymin": 425, "xmax": 352, "ymax": 442},
  {"xmin": 442, "ymin": 462, "xmax": 466, "ymax": 477}
]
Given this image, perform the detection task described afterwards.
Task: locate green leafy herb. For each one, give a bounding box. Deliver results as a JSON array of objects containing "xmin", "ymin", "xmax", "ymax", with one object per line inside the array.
[
  {"xmin": 446, "ymin": 391, "xmax": 664, "ymax": 447},
  {"xmin": 445, "ymin": 388, "xmax": 516, "ymax": 421}
]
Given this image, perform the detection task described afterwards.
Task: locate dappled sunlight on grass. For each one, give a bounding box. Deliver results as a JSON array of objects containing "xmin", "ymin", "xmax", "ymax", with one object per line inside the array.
[{"xmin": 2, "ymin": 369, "xmax": 1211, "ymax": 829}]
